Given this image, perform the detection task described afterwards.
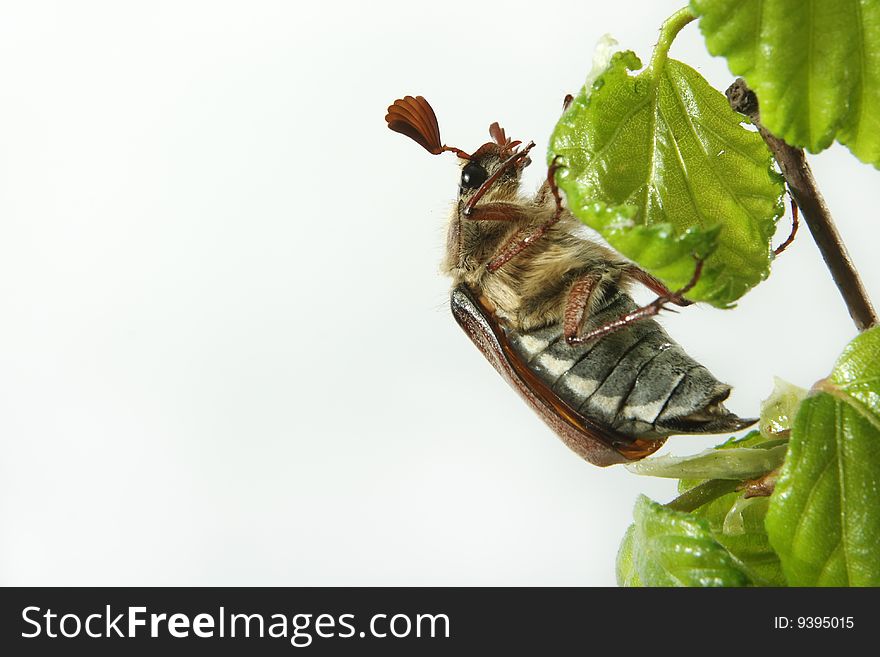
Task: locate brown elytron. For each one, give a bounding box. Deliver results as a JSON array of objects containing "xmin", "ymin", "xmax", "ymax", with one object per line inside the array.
[
  {"xmin": 386, "ymin": 96, "xmax": 756, "ymax": 466},
  {"xmin": 451, "ymin": 285, "xmax": 663, "ymax": 466}
]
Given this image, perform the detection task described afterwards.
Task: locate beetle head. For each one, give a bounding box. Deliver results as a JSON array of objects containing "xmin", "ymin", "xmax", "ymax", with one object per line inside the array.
[{"xmin": 385, "ymin": 96, "xmax": 531, "ymax": 201}]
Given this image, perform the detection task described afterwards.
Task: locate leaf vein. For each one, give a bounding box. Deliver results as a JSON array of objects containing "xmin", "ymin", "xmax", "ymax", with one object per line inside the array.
[
  {"xmin": 666, "ymin": 70, "xmax": 763, "ymax": 233},
  {"xmin": 789, "ymin": 451, "xmax": 837, "ymax": 550},
  {"xmin": 849, "ymin": 0, "xmax": 867, "ymax": 147},
  {"xmin": 834, "ymin": 401, "xmax": 853, "ymax": 585},
  {"xmin": 816, "ymin": 537, "xmax": 844, "ymax": 583},
  {"xmin": 754, "ymin": 0, "xmax": 764, "ymax": 76},
  {"xmin": 587, "ymin": 94, "xmax": 652, "ymax": 173},
  {"xmin": 655, "ymin": 82, "xmax": 709, "ymax": 229}
]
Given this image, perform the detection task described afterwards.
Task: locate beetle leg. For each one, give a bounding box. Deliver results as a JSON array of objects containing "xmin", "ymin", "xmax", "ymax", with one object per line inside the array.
[
  {"xmin": 773, "ymin": 196, "xmax": 799, "ymax": 256},
  {"xmin": 463, "ymin": 142, "xmax": 535, "ymax": 216},
  {"xmin": 534, "ymin": 99, "xmax": 573, "ymax": 203},
  {"xmin": 464, "ymin": 202, "xmax": 532, "ymax": 222},
  {"xmin": 486, "ymin": 222, "xmax": 555, "ymax": 273},
  {"xmin": 566, "ymin": 259, "xmax": 705, "ymax": 346},
  {"xmin": 486, "ymin": 157, "xmax": 566, "ymax": 273},
  {"xmin": 535, "ymin": 152, "xmax": 567, "ymax": 206},
  {"xmin": 563, "ymin": 271, "xmax": 607, "ymax": 343},
  {"xmin": 623, "ymin": 265, "xmax": 692, "ymax": 307}
]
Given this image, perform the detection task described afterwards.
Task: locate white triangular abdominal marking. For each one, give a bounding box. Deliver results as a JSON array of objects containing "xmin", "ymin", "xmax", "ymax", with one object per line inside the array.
[
  {"xmin": 517, "ymin": 335, "xmax": 551, "ymax": 355},
  {"xmin": 536, "ymin": 353, "xmax": 575, "ymax": 378},
  {"xmin": 560, "ymin": 374, "xmax": 599, "ymax": 398}
]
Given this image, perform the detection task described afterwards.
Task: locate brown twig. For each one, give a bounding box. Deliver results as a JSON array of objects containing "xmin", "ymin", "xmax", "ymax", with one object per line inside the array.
[
  {"xmin": 738, "ymin": 468, "xmax": 779, "ymax": 499},
  {"xmin": 726, "ymin": 78, "xmax": 878, "ymax": 332}
]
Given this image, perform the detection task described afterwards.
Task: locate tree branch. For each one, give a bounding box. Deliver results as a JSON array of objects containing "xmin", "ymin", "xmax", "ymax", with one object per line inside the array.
[{"xmin": 726, "ymin": 78, "xmax": 878, "ymax": 332}]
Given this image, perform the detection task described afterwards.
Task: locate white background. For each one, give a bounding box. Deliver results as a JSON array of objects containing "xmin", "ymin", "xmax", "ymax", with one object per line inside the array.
[{"xmin": 0, "ymin": 1, "xmax": 876, "ymax": 586}]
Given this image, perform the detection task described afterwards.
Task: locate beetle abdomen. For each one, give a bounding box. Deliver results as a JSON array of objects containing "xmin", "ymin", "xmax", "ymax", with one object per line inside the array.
[{"xmin": 505, "ymin": 287, "xmax": 754, "ymax": 439}]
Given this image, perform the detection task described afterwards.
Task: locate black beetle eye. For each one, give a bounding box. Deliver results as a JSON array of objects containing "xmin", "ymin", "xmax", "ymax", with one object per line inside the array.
[{"xmin": 460, "ymin": 162, "xmax": 488, "ymax": 190}]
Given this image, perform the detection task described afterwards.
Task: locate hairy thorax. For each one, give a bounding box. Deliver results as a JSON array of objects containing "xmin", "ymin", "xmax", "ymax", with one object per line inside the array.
[{"xmin": 444, "ymin": 200, "xmax": 626, "ymax": 332}]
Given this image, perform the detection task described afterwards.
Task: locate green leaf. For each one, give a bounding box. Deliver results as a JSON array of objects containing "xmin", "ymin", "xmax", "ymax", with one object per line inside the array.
[
  {"xmin": 829, "ymin": 325, "xmax": 880, "ymax": 422},
  {"xmin": 615, "ymin": 525, "xmax": 643, "ymax": 587},
  {"xmin": 759, "ymin": 377, "xmax": 808, "ymax": 439},
  {"xmin": 616, "ymin": 495, "xmax": 749, "ymax": 586},
  {"xmin": 549, "ymin": 19, "xmax": 784, "ymax": 307},
  {"xmin": 676, "ymin": 430, "xmax": 785, "ymax": 492},
  {"xmin": 660, "ymin": 425, "xmax": 786, "ymax": 585},
  {"xmin": 690, "ymin": 492, "xmax": 786, "ymax": 586},
  {"xmin": 714, "ymin": 429, "xmax": 780, "ymax": 451},
  {"xmin": 664, "ymin": 432, "xmax": 786, "ymax": 585},
  {"xmin": 692, "ymin": 0, "xmax": 880, "ymax": 167},
  {"xmin": 625, "ymin": 443, "xmax": 787, "ymax": 480},
  {"xmin": 766, "ymin": 327, "xmax": 880, "ymax": 586}
]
